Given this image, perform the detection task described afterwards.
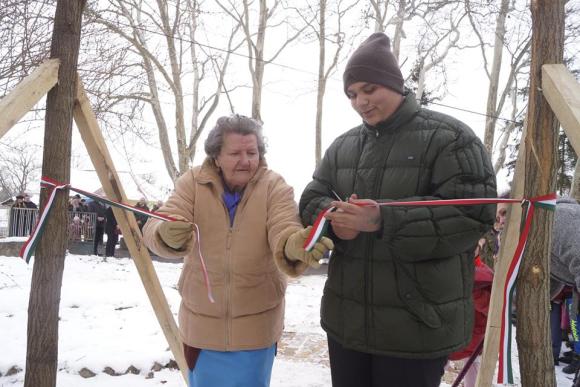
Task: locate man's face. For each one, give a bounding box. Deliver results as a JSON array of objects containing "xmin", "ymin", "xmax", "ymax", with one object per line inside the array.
[
  {"xmin": 346, "ymin": 82, "xmax": 404, "ymax": 126},
  {"xmin": 495, "ymin": 203, "xmax": 508, "ymax": 232}
]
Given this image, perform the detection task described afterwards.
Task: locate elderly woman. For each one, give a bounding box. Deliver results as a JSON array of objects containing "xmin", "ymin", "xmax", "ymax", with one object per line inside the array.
[{"xmin": 143, "ymin": 114, "xmax": 332, "ymax": 387}]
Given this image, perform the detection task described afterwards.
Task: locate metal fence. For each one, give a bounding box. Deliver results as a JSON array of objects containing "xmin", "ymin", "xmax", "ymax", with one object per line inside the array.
[{"xmin": 2, "ymin": 207, "xmax": 97, "ymax": 241}]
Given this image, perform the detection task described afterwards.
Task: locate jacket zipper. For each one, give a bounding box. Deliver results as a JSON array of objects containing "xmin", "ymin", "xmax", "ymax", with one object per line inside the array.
[
  {"xmin": 364, "ymin": 130, "xmax": 396, "ymax": 348},
  {"xmin": 225, "ymin": 228, "xmax": 232, "ymax": 350},
  {"xmin": 222, "ymin": 181, "xmax": 254, "ymax": 351}
]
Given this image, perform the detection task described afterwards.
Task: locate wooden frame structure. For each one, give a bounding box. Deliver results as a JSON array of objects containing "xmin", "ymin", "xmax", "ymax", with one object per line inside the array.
[
  {"xmin": 0, "ymin": 61, "xmax": 188, "ymax": 384},
  {"xmin": 476, "ymin": 64, "xmax": 580, "ymax": 386}
]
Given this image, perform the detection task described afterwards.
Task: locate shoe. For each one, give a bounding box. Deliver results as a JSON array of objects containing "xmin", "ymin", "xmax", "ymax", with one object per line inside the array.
[
  {"xmin": 562, "ymin": 355, "xmax": 580, "ymax": 374},
  {"xmin": 561, "ymin": 351, "xmax": 574, "ymax": 364}
]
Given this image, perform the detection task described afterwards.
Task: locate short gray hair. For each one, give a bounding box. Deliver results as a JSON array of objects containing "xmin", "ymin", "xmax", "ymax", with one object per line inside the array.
[{"xmin": 204, "ymin": 114, "xmax": 266, "ymax": 159}]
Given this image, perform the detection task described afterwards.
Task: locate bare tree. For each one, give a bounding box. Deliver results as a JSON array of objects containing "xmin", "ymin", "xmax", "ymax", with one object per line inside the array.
[
  {"xmin": 83, "ymin": 0, "xmax": 241, "ymax": 182},
  {"xmin": 410, "ymin": 3, "xmax": 466, "ymax": 103},
  {"xmin": 215, "ymin": 0, "xmax": 311, "ymax": 121},
  {"xmin": 0, "ymin": 0, "xmax": 53, "ymax": 96},
  {"xmin": 0, "ymin": 142, "xmax": 42, "ymax": 196},
  {"xmin": 465, "ymin": 0, "xmax": 532, "ymax": 157},
  {"xmin": 571, "ymin": 161, "xmax": 580, "ymax": 199},
  {"xmin": 291, "ymin": 0, "xmax": 357, "ymax": 166}
]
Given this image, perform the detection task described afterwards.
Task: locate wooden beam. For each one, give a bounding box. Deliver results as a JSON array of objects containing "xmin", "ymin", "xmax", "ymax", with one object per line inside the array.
[
  {"xmin": 73, "ymin": 76, "xmax": 188, "ymax": 384},
  {"xmin": 0, "ymin": 59, "xmax": 60, "ymax": 140},
  {"xmin": 542, "ymin": 64, "xmax": 580, "ymax": 153},
  {"xmin": 476, "ymin": 123, "xmax": 527, "ymax": 386}
]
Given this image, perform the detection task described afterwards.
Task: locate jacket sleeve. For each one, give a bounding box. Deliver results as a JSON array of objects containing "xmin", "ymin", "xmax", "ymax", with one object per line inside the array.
[
  {"xmin": 299, "ymin": 143, "xmax": 339, "ymax": 228},
  {"xmin": 553, "ymin": 203, "xmax": 580, "ymax": 291},
  {"xmin": 266, "ymin": 174, "xmax": 308, "ymax": 277},
  {"xmin": 380, "ymin": 128, "xmax": 497, "ymax": 261},
  {"xmin": 142, "ymin": 170, "xmax": 197, "ymax": 259}
]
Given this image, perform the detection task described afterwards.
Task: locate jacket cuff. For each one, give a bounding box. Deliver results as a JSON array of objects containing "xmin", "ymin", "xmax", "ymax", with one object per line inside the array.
[{"xmin": 273, "ymin": 227, "xmax": 309, "ymax": 278}]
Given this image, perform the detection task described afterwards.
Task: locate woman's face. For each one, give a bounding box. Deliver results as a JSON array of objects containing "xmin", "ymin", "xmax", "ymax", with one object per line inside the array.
[
  {"xmin": 216, "ymin": 132, "xmax": 260, "ymax": 191},
  {"xmin": 346, "ymin": 82, "xmax": 404, "ymax": 126}
]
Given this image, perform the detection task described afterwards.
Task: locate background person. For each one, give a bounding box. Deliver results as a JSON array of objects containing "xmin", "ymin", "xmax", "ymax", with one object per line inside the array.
[
  {"xmin": 88, "ymin": 199, "xmax": 107, "ymax": 256},
  {"xmin": 549, "ymin": 197, "xmax": 580, "ymax": 375},
  {"xmin": 104, "ymin": 205, "xmax": 119, "ymax": 258},
  {"xmin": 299, "ymin": 32, "xmax": 496, "ymax": 387},
  {"xmin": 143, "ymin": 114, "xmax": 332, "ymax": 387}
]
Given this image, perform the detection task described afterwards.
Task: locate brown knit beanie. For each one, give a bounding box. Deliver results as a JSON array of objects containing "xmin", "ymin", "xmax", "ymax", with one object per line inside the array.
[{"xmin": 343, "ymin": 33, "xmax": 404, "ymax": 95}]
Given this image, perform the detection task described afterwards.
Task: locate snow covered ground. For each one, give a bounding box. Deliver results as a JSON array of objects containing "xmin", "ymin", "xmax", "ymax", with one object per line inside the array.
[{"xmin": 0, "ymin": 254, "xmax": 573, "ymax": 386}]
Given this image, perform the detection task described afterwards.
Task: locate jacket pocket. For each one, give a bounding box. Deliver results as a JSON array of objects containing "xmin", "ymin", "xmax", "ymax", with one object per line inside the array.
[
  {"xmin": 180, "ymin": 260, "xmax": 224, "ymax": 318},
  {"xmin": 230, "ymin": 270, "xmax": 286, "ymax": 317},
  {"xmin": 393, "ymin": 261, "xmax": 442, "ymax": 329}
]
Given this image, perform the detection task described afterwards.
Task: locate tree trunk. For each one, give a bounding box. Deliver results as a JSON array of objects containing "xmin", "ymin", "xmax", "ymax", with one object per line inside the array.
[
  {"xmin": 391, "ymin": 0, "xmax": 407, "ymax": 61},
  {"xmin": 24, "ymin": 1, "xmax": 85, "ymax": 386},
  {"xmin": 483, "ymin": 0, "xmax": 509, "ymax": 154},
  {"xmin": 571, "ymin": 161, "xmax": 580, "ymax": 199},
  {"xmin": 251, "ymin": 0, "xmax": 267, "ymax": 122},
  {"xmin": 315, "ymin": 0, "xmax": 326, "ymax": 167},
  {"xmin": 515, "ymin": 1, "xmax": 564, "ymax": 386}
]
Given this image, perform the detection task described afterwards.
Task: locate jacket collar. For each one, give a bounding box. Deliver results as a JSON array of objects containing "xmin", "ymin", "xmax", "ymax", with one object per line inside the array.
[{"xmin": 362, "ymin": 90, "xmax": 420, "ymax": 136}]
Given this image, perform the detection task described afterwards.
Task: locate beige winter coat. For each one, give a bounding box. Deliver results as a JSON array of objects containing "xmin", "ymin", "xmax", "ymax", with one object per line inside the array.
[{"xmin": 143, "ymin": 157, "xmax": 307, "ymax": 351}]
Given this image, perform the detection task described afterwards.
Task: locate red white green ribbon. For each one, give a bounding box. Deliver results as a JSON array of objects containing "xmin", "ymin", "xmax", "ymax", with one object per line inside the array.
[
  {"xmin": 305, "ymin": 193, "xmax": 557, "ymax": 384},
  {"xmin": 20, "ymin": 176, "xmax": 215, "ymax": 303}
]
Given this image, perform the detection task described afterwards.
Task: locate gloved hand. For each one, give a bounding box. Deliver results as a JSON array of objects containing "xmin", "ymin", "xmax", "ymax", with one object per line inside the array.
[
  {"xmin": 284, "ymin": 226, "xmax": 334, "ymax": 268},
  {"xmin": 157, "ymin": 220, "xmax": 194, "ymax": 250}
]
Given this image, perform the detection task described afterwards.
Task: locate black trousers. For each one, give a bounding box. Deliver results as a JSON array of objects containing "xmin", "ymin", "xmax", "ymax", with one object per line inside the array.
[
  {"xmin": 93, "ymin": 226, "xmax": 104, "ymax": 255},
  {"xmin": 327, "ymin": 335, "xmax": 447, "ymax": 387},
  {"xmin": 105, "ymin": 232, "xmax": 118, "ymax": 257}
]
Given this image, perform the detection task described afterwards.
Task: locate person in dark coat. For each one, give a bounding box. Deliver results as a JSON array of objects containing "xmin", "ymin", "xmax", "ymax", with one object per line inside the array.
[
  {"xmin": 104, "ymin": 206, "xmax": 119, "ymax": 258},
  {"xmin": 134, "ymin": 197, "xmax": 149, "ymax": 231},
  {"xmin": 549, "ymin": 198, "xmax": 580, "ymax": 373},
  {"xmin": 88, "ymin": 199, "xmax": 107, "ymax": 256},
  {"xmin": 299, "ymin": 32, "xmax": 496, "ymax": 387},
  {"xmin": 9, "ymin": 194, "xmax": 27, "ymax": 236}
]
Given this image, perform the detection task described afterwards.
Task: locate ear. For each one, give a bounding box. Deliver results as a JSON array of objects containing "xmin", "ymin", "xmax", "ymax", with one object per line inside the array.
[{"xmin": 214, "ymin": 157, "xmax": 221, "ymax": 169}]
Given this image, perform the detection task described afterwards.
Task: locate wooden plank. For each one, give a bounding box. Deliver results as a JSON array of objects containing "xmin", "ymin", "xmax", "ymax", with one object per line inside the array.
[
  {"xmin": 476, "ymin": 123, "xmax": 527, "ymax": 387},
  {"xmin": 73, "ymin": 76, "xmax": 187, "ymax": 384},
  {"xmin": 542, "ymin": 64, "xmax": 580, "ymax": 153},
  {"xmin": 0, "ymin": 59, "xmax": 60, "ymax": 139}
]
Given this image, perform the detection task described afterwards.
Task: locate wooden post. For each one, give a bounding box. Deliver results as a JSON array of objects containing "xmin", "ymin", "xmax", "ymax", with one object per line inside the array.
[
  {"xmin": 476, "ymin": 123, "xmax": 526, "ymax": 387},
  {"xmin": 0, "ymin": 59, "xmax": 59, "ymax": 140},
  {"xmin": 542, "ymin": 64, "xmax": 580, "ymax": 151},
  {"xmin": 73, "ymin": 77, "xmax": 188, "ymax": 384}
]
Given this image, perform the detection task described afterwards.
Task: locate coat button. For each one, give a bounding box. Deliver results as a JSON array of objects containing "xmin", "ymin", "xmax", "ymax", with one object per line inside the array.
[{"xmin": 405, "ymin": 293, "xmax": 412, "ymax": 299}]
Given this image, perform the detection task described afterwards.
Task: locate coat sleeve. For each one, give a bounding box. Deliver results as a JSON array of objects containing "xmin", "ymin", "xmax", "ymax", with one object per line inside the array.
[
  {"xmin": 553, "ymin": 203, "xmax": 580, "ymax": 291},
  {"xmin": 266, "ymin": 174, "xmax": 308, "ymax": 277},
  {"xmin": 142, "ymin": 169, "xmax": 197, "ymax": 259},
  {"xmin": 380, "ymin": 127, "xmax": 496, "ymax": 261},
  {"xmin": 299, "ymin": 142, "xmax": 339, "ymax": 228}
]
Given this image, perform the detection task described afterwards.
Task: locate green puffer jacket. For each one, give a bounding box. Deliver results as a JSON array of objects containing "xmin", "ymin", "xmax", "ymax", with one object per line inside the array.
[{"xmin": 300, "ymin": 92, "xmax": 496, "ymax": 359}]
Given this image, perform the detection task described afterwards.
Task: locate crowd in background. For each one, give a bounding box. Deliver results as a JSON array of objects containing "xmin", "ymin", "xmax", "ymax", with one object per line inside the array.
[{"xmin": 5, "ymin": 192, "xmax": 163, "ymax": 259}]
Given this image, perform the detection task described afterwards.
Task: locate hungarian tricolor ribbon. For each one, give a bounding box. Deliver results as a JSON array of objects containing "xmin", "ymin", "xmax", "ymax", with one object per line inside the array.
[
  {"xmin": 20, "ymin": 176, "xmax": 215, "ymax": 303},
  {"xmin": 304, "ymin": 193, "xmax": 557, "ymax": 385}
]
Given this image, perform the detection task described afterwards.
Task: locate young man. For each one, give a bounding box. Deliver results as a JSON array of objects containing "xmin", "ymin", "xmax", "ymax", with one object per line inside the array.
[{"xmin": 299, "ymin": 33, "xmax": 497, "ymax": 387}]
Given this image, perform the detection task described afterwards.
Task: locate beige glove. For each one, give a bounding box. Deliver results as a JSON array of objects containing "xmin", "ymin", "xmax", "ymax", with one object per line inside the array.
[
  {"xmin": 157, "ymin": 220, "xmax": 194, "ymax": 250},
  {"xmin": 284, "ymin": 226, "xmax": 334, "ymax": 268}
]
